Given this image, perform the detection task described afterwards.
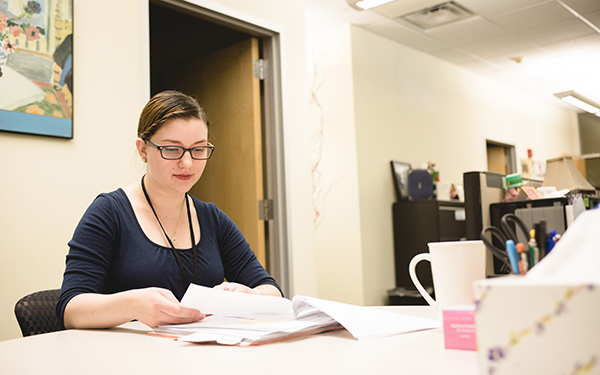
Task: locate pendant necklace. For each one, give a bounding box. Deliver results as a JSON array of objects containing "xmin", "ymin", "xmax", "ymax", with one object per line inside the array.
[
  {"xmin": 141, "ymin": 175, "xmax": 198, "ymax": 287},
  {"xmin": 169, "ymin": 203, "xmax": 184, "ymax": 244}
]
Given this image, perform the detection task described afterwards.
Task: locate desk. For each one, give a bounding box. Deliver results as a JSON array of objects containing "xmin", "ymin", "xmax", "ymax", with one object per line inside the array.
[{"xmin": 0, "ymin": 306, "xmax": 479, "ymax": 375}]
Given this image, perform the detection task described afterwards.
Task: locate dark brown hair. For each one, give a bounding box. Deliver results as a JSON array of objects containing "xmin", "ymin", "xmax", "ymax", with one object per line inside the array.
[{"xmin": 137, "ymin": 90, "xmax": 209, "ymax": 140}]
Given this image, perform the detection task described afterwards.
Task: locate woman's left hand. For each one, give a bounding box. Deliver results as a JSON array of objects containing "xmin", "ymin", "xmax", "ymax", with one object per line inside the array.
[
  {"xmin": 213, "ymin": 282, "xmax": 259, "ymax": 294},
  {"xmin": 213, "ymin": 282, "xmax": 281, "ymax": 297}
]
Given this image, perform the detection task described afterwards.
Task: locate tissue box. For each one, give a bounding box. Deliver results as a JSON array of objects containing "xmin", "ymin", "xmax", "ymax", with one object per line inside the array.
[
  {"xmin": 474, "ymin": 277, "xmax": 600, "ymax": 375},
  {"xmin": 442, "ymin": 306, "xmax": 476, "ymax": 351}
]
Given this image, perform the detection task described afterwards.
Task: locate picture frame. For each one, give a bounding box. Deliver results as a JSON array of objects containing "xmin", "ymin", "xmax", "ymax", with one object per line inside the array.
[
  {"xmin": 0, "ymin": 0, "xmax": 73, "ymax": 138},
  {"xmin": 391, "ymin": 160, "xmax": 411, "ymax": 201}
]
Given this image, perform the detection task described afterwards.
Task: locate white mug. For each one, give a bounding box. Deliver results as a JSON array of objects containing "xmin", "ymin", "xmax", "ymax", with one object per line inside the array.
[{"xmin": 409, "ymin": 240, "xmax": 486, "ymax": 316}]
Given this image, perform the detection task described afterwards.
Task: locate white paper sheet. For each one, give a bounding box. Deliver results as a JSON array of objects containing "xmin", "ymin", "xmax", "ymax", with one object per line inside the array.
[
  {"xmin": 159, "ymin": 284, "xmax": 440, "ymax": 345},
  {"xmin": 526, "ymin": 208, "xmax": 600, "ymax": 283}
]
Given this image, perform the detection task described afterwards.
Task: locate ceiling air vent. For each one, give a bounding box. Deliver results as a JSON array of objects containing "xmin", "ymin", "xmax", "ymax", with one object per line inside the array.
[{"xmin": 396, "ymin": 1, "xmax": 476, "ymax": 31}]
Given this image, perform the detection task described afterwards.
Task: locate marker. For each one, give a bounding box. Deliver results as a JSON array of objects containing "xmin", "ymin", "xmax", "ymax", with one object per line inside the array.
[
  {"xmin": 506, "ymin": 240, "xmax": 520, "ymax": 274},
  {"xmin": 535, "ymin": 221, "xmax": 547, "ymax": 260},
  {"xmin": 516, "ymin": 243, "xmax": 528, "ymax": 274},
  {"xmin": 529, "ymin": 229, "xmax": 539, "ymax": 268},
  {"xmin": 547, "ymin": 230, "xmax": 557, "ymax": 253}
]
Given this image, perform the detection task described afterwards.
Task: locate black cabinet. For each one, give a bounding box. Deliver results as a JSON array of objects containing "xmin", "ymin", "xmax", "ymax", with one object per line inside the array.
[{"xmin": 388, "ymin": 200, "xmax": 467, "ymax": 305}]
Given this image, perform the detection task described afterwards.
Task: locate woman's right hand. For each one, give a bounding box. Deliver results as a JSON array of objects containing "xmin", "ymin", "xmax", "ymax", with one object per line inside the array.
[
  {"xmin": 64, "ymin": 287, "xmax": 204, "ymax": 329},
  {"xmin": 130, "ymin": 287, "xmax": 204, "ymax": 328}
]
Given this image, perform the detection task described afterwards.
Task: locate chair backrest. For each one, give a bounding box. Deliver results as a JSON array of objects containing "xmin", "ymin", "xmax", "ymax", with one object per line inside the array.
[{"xmin": 14, "ymin": 289, "xmax": 63, "ymax": 337}]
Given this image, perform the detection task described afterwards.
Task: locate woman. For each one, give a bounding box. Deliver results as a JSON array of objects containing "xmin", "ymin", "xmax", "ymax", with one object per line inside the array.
[{"xmin": 57, "ymin": 90, "xmax": 282, "ymax": 330}]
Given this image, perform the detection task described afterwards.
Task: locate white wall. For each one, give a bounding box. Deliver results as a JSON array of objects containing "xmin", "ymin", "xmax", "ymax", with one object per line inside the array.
[
  {"xmin": 0, "ymin": 0, "xmax": 315, "ymax": 342},
  {"xmin": 306, "ymin": 5, "xmax": 364, "ymax": 305},
  {"xmin": 350, "ymin": 25, "xmax": 580, "ymax": 305}
]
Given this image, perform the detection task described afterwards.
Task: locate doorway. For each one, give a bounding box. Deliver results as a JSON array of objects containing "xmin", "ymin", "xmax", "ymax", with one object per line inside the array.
[
  {"xmin": 486, "ymin": 140, "xmax": 516, "ymax": 176},
  {"xmin": 149, "ymin": 0, "xmax": 290, "ymax": 296}
]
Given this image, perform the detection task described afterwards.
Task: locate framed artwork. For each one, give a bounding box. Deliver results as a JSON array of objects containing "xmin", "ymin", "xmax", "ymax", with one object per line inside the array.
[
  {"xmin": 0, "ymin": 0, "xmax": 73, "ymax": 138},
  {"xmin": 391, "ymin": 160, "xmax": 411, "ymax": 201}
]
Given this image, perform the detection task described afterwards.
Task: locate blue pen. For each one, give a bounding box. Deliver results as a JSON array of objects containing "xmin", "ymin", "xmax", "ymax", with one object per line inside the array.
[
  {"xmin": 506, "ymin": 240, "xmax": 520, "ymax": 274},
  {"xmin": 547, "ymin": 230, "xmax": 557, "ymax": 253}
]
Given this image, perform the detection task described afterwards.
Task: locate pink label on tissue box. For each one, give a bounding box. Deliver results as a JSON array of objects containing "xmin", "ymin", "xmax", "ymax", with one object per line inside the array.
[{"xmin": 443, "ymin": 308, "xmax": 476, "ymax": 351}]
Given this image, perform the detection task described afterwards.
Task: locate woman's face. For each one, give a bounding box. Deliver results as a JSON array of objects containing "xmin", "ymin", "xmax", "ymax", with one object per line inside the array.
[{"xmin": 138, "ymin": 117, "xmax": 210, "ymax": 195}]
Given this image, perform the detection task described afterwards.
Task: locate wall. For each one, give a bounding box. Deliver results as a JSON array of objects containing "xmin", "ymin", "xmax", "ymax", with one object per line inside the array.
[
  {"xmin": 306, "ymin": 3, "xmax": 364, "ymax": 305},
  {"xmin": 0, "ymin": 0, "xmax": 148, "ymax": 341},
  {"xmin": 579, "ymin": 113, "xmax": 600, "ymax": 154},
  {"xmin": 0, "ymin": 0, "xmax": 314, "ymax": 341},
  {"xmin": 350, "ymin": 25, "xmax": 580, "ymax": 305}
]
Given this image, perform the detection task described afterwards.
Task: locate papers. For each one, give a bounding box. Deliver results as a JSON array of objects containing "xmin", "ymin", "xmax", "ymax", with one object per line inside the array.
[{"xmin": 151, "ymin": 284, "xmax": 440, "ymax": 346}]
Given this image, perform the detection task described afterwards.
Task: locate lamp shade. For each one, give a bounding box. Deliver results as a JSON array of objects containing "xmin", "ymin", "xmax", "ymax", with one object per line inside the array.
[{"xmin": 543, "ymin": 156, "xmax": 595, "ymax": 192}]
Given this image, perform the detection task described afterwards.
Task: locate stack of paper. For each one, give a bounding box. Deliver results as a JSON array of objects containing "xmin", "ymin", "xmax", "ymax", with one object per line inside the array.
[{"xmin": 151, "ymin": 284, "xmax": 440, "ymax": 346}]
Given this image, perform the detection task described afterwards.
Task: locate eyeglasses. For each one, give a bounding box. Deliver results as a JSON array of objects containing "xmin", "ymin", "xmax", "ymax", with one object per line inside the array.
[{"xmin": 145, "ymin": 140, "xmax": 215, "ymax": 160}]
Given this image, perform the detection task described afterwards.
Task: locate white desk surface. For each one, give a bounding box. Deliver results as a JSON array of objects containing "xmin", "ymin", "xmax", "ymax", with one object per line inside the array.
[{"xmin": 0, "ymin": 306, "xmax": 479, "ymax": 375}]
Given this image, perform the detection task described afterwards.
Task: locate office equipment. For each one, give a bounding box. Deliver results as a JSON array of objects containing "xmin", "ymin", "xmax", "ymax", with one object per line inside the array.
[
  {"xmin": 489, "ymin": 197, "xmax": 569, "ymax": 274},
  {"xmin": 390, "ymin": 200, "xmax": 466, "ymax": 305},
  {"xmin": 463, "ymin": 171, "xmax": 505, "ymax": 276},
  {"xmin": 14, "ymin": 289, "xmax": 62, "ymax": 337},
  {"xmin": 0, "ymin": 305, "xmax": 479, "ymax": 375},
  {"xmin": 463, "ymin": 171, "xmax": 505, "ymax": 241},
  {"xmin": 153, "ymin": 284, "xmax": 440, "ymax": 346}
]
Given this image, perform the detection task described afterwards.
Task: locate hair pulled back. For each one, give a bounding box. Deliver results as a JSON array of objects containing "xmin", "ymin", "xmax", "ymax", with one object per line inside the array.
[{"xmin": 137, "ymin": 90, "xmax": 209, "ymax": 140}]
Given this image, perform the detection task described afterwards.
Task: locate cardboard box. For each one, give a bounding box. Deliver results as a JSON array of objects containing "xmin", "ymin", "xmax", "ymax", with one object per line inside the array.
[{"xmin": 473, "ymin": 277, "xmax": 599, "ymax": 375}]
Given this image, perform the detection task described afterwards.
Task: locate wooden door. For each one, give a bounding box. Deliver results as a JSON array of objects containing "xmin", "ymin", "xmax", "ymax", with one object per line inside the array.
[{"xmin": 163, "ymin": 38, "xmax": 266, "ymax": 267}]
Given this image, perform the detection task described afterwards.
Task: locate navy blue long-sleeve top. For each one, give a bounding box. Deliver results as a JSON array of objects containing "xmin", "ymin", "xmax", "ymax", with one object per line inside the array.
[{"xmin": 57, "ymin": 189, "xmax": 279, "ymax": 328}]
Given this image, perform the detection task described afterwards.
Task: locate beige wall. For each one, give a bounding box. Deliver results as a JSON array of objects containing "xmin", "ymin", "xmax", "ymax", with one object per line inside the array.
[
  {"xmin": 0, "ymin": 0, "xmax": 315, "ymax": 341},
  {"xmin": 350, "ymin": 25, "xmax": 580, "ymax": 305}
]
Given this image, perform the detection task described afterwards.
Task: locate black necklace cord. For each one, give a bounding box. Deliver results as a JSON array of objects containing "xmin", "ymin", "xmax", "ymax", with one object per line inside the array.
[
  {"xmin": 185, "ymin": 194, "xmax": 198, "ymax": 284},
  {"xmin": 141, "ymin": 175, "xmax": 197, "ymax": 288}
]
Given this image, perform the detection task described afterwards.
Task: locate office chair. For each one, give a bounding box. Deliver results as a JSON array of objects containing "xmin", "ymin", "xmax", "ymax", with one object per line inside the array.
[{"xmin": 14, "ymin": 289, "xmax": 63, "ymax": 337}]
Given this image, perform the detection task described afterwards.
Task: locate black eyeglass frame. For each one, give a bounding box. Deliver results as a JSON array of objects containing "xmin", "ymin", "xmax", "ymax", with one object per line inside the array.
[{"xmin": 144, "ymin": 139, "xmax": 215, "ymax": 160}]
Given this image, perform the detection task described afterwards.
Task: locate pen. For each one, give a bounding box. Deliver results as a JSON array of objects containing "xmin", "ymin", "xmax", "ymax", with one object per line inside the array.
[
  {"xmin": 506, "ymin": 240, "xmax": 520, "ymax": 274},
  {"xmin": 547, "ymin": 230, "xmax": 557, "ymax": 253},
  {"xmin": 516, "ymin": 243, "xmax": 528, "ymax": 274}
]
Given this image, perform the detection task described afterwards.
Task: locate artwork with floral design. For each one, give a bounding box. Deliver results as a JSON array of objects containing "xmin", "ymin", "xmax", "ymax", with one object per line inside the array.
[{"xmin": 0, "ymin": 0, "xmax": 73, "ymax": 138}]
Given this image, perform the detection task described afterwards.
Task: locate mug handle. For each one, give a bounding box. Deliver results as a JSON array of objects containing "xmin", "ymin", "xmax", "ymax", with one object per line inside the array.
[{"xmin": 409, "ymin": 253, "xmax": 438, "ymax": 315}]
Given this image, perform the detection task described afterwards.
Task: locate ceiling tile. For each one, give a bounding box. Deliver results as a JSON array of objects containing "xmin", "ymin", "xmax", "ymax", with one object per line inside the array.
[
  {"xmin": 364, "ymin": 20, "xmax": 449, "ymax": 52},
  {"xmin": 560, "ymin": 0, "xmax": 600, "ymax": 15},
  {"xmin": 459, "ymin": 35, "xmax": 536, "ymax": 59},
  {"xmin": 585, "ymin": 10, "xmax": 600, "ymax": 29},
  {"xmin": 427, "ymin": 18, "xmax": 506, "ymax": 45},
  {"xmin": 516, "ymin": 17, "xmax": 596, "ymax": 46},
  {"xmin": 484, "ymin": 48, "xmax": 557, "ymax": 71},
  {"xmin": 431, "ymin": 48, "xmax": 479, "ymax": 64},
  {"xmin": 542, "ymin": 33, "xmax": 600, "ymax": 57},
  {"xmin": 455, "ymin": 0, "xmax": 547, "ymax": 18},
  {"xmin": 490, "ymin": 1, "xmax": 574, "ymax": 32},
  {"xmin": 459, "ymin": 59, "xmax": 503, "ymax": 76}
]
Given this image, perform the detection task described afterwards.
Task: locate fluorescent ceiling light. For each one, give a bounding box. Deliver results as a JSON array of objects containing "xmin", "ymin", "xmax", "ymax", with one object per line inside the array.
[
  {"xmin": 554, "ymin": 90, "xmax": 600, "ymax": 114},
  {"xmin": 355, "ymin": 0, "xmax": 394, "ymax": 10}
]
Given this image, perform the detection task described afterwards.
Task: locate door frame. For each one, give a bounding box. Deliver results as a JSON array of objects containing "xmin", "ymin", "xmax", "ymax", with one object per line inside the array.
[{"xmin": 146, "ymin": 0, "xmax": 291, "ymax": 297}]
